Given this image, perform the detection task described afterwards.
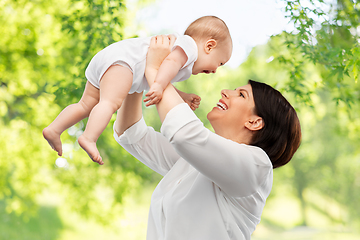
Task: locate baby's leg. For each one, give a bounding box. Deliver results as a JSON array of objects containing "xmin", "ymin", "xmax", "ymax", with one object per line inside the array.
[
  {"xmin": 43, "ymin": 82, "xmax": 100, "ymax": 156},
  {"xmin": 78, "ymin": 65, "xmax": 133, "ymax": 165}
]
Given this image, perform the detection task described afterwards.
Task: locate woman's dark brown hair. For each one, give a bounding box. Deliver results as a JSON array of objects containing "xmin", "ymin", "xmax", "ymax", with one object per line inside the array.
[{"xmin": 249, "ymin": 80, "xmax": 301, "ymax": 168}]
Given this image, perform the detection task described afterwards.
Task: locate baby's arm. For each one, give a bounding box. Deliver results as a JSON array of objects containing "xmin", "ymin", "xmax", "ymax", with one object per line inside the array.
[
  {"xmin": 144, "ymin": 40, "xmax": 188, "ymax": 107},
  {"xmin": 175, "ymin": 88, "xmax": 201, "ymax": 111}
]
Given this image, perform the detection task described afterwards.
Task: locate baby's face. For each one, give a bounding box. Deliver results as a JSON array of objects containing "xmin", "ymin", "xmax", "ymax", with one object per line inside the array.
[{"xmin": 192, "ymin": 39, "xmax": 232, "ymax": 75}]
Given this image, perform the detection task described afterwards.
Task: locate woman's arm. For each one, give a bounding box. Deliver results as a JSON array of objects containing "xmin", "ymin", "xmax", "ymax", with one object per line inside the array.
[
  {"xmin": 114, "ymin": 92, "xmax": 143, "ymax": 137},
  {"xmin": 114, "ymin": 92, "xmax": 181, "ymax": 176},
  {"xmin": 165, "ymin": 111, "xmax": 272, "ymax": 197}
]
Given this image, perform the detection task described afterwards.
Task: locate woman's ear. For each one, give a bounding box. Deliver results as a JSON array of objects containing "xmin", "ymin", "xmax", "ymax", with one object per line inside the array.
[
  {"xmin": 204, "ymin": 39, "xmax": 217, "ymax": 53},
  {"xmin": 245, "ymin": 117, "xmax": 264, "ymax": 131}
]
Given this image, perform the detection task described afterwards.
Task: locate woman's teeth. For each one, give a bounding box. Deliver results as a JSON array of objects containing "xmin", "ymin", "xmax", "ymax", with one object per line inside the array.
[{"xmin": 216, "ymin": 102, "xmax": 228, "ymax": 110}]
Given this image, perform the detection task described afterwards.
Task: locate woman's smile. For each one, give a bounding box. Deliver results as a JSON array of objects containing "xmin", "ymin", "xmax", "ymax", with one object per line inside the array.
[{"xmin": 216, "ymin": 100, "xmax": 228, "ymax": 110}]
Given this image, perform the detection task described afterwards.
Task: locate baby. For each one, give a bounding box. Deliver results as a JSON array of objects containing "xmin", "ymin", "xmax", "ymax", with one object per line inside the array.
[{"xmin": 43, "ymin": 15, "xmax": 233, "ymax": 165}]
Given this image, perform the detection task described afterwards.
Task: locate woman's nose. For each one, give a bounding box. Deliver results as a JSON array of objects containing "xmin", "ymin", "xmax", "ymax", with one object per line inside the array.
[{"xmin": 221, "ymin": 89, "xmax": 229, "ymax": 98}]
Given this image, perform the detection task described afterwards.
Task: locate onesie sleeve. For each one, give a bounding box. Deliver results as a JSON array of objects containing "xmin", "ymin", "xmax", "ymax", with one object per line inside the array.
[
  {"xmin": 161, "ymin": 103, "xmax": 273, "ymax": 197},
  {"xmin": 172, "ymin": 35, "xmax": 198, "ymax": 69},
  {"xmin": 114, "ymin": 117, "xmax": 181, "ymax": 176}
]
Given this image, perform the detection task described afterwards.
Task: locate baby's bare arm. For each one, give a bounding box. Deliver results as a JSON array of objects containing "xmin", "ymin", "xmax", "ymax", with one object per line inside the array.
[
  {"xmin": 144, "ymin": 35, "xmax": 187, "ymax": 106},
  {"xmin": 144, "ymin": 36, "xmax": 185, "ymax": 123},
  {"xmin": 153, "ymin": 47, "xmax": 188, "ymax": 90},
  {"xmin": 175, "ymin": 88, "xmax": 201, "ymax": 111}
]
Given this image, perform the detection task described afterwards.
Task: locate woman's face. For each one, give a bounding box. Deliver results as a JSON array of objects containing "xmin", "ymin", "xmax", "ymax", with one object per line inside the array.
[{"xmin": 207, "ymin": 84, "xmax": 257, "ymax": 136}]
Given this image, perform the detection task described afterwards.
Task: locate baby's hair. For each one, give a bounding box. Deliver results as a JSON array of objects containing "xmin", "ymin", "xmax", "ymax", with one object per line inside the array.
[{"xmin": 184, "ymin": 16, "xmax": 232, "ymax": 44}]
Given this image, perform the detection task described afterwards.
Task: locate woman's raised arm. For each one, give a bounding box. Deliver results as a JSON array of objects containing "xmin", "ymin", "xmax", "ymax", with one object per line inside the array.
[{"xmin": 114, "ymin": 91, "xmax": 143, "ymax": 137}]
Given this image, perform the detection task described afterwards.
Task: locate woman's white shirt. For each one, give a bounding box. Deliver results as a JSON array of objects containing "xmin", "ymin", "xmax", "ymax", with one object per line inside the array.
[{"xmin": 114, "ymin": 103, "xmax": 273, "ymax": 240}]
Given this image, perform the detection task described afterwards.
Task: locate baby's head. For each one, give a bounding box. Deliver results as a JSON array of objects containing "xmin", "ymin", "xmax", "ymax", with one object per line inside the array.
[{"xmin": 184, "ymin": 16, "xmax": 233, "ymax": 75}]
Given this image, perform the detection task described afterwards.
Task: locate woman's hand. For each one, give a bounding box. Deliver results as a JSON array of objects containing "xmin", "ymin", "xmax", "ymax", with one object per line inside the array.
[{"xmin": 145, "ymin": 35, "xmax": 176, "ymax": 80}]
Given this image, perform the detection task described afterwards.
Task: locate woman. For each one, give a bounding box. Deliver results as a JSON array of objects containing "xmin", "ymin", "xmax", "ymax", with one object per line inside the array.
[{"xmin": 113, "ymin": 35, "xmax": 301, "ymax": 240}]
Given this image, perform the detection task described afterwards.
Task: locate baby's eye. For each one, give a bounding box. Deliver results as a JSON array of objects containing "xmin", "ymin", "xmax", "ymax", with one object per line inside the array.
[
  {"xmin": 239, "ymin": 92, "xmax": 244, "ymax": 98},
  {"xmin": 220, "ymin": 63, "xmax": 224, "ymax": 66}
]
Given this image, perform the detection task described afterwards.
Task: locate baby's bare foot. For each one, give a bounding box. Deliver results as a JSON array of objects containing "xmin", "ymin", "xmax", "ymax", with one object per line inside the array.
[
  {"xmin": 78, "ymin": 135, "xmax": 103, "ymax": 165},
  {"xmin": 43, "ymin": 127, "xmax": 62, "ymax": 156}
]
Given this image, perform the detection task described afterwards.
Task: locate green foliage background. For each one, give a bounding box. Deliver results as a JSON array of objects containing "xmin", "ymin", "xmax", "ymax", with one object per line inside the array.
[
  {"xmin": 0, "ymin": 0, "xmax": 157, "ymax": 225},
  {"xmin": 0, "ymin": 0, "xmax": 359, "ymax": 239}
]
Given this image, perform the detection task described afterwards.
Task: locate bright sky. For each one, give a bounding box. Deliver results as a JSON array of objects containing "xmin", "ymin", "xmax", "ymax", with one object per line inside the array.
[{"xmin": 132, "ymin": 0, "xmax": 291, "ymax": 68}]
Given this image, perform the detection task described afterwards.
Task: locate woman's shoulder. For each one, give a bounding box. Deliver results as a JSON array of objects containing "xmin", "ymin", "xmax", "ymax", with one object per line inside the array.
[{"xmin": 239, "ymin": 144, "xmax": 272, "ymax": 168}]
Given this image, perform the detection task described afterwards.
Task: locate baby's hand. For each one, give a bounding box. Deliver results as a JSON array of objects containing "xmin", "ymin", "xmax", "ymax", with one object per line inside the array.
[
  {"xmin": 182, "ymin": 93, "xmax": 201, "ymax": 111},
  {"xmin": 144, "ymin": 82, "xmax": 164, "ymax": 107}
]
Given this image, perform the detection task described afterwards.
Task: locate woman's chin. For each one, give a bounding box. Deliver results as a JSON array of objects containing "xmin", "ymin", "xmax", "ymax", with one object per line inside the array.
[
  {"xmin": 207, "ymin": 108, "xmax": 217, "ymax": 122},
  {"xmin": 207, "ymin": 109, "xmax": 214, "ymax": 120}
]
